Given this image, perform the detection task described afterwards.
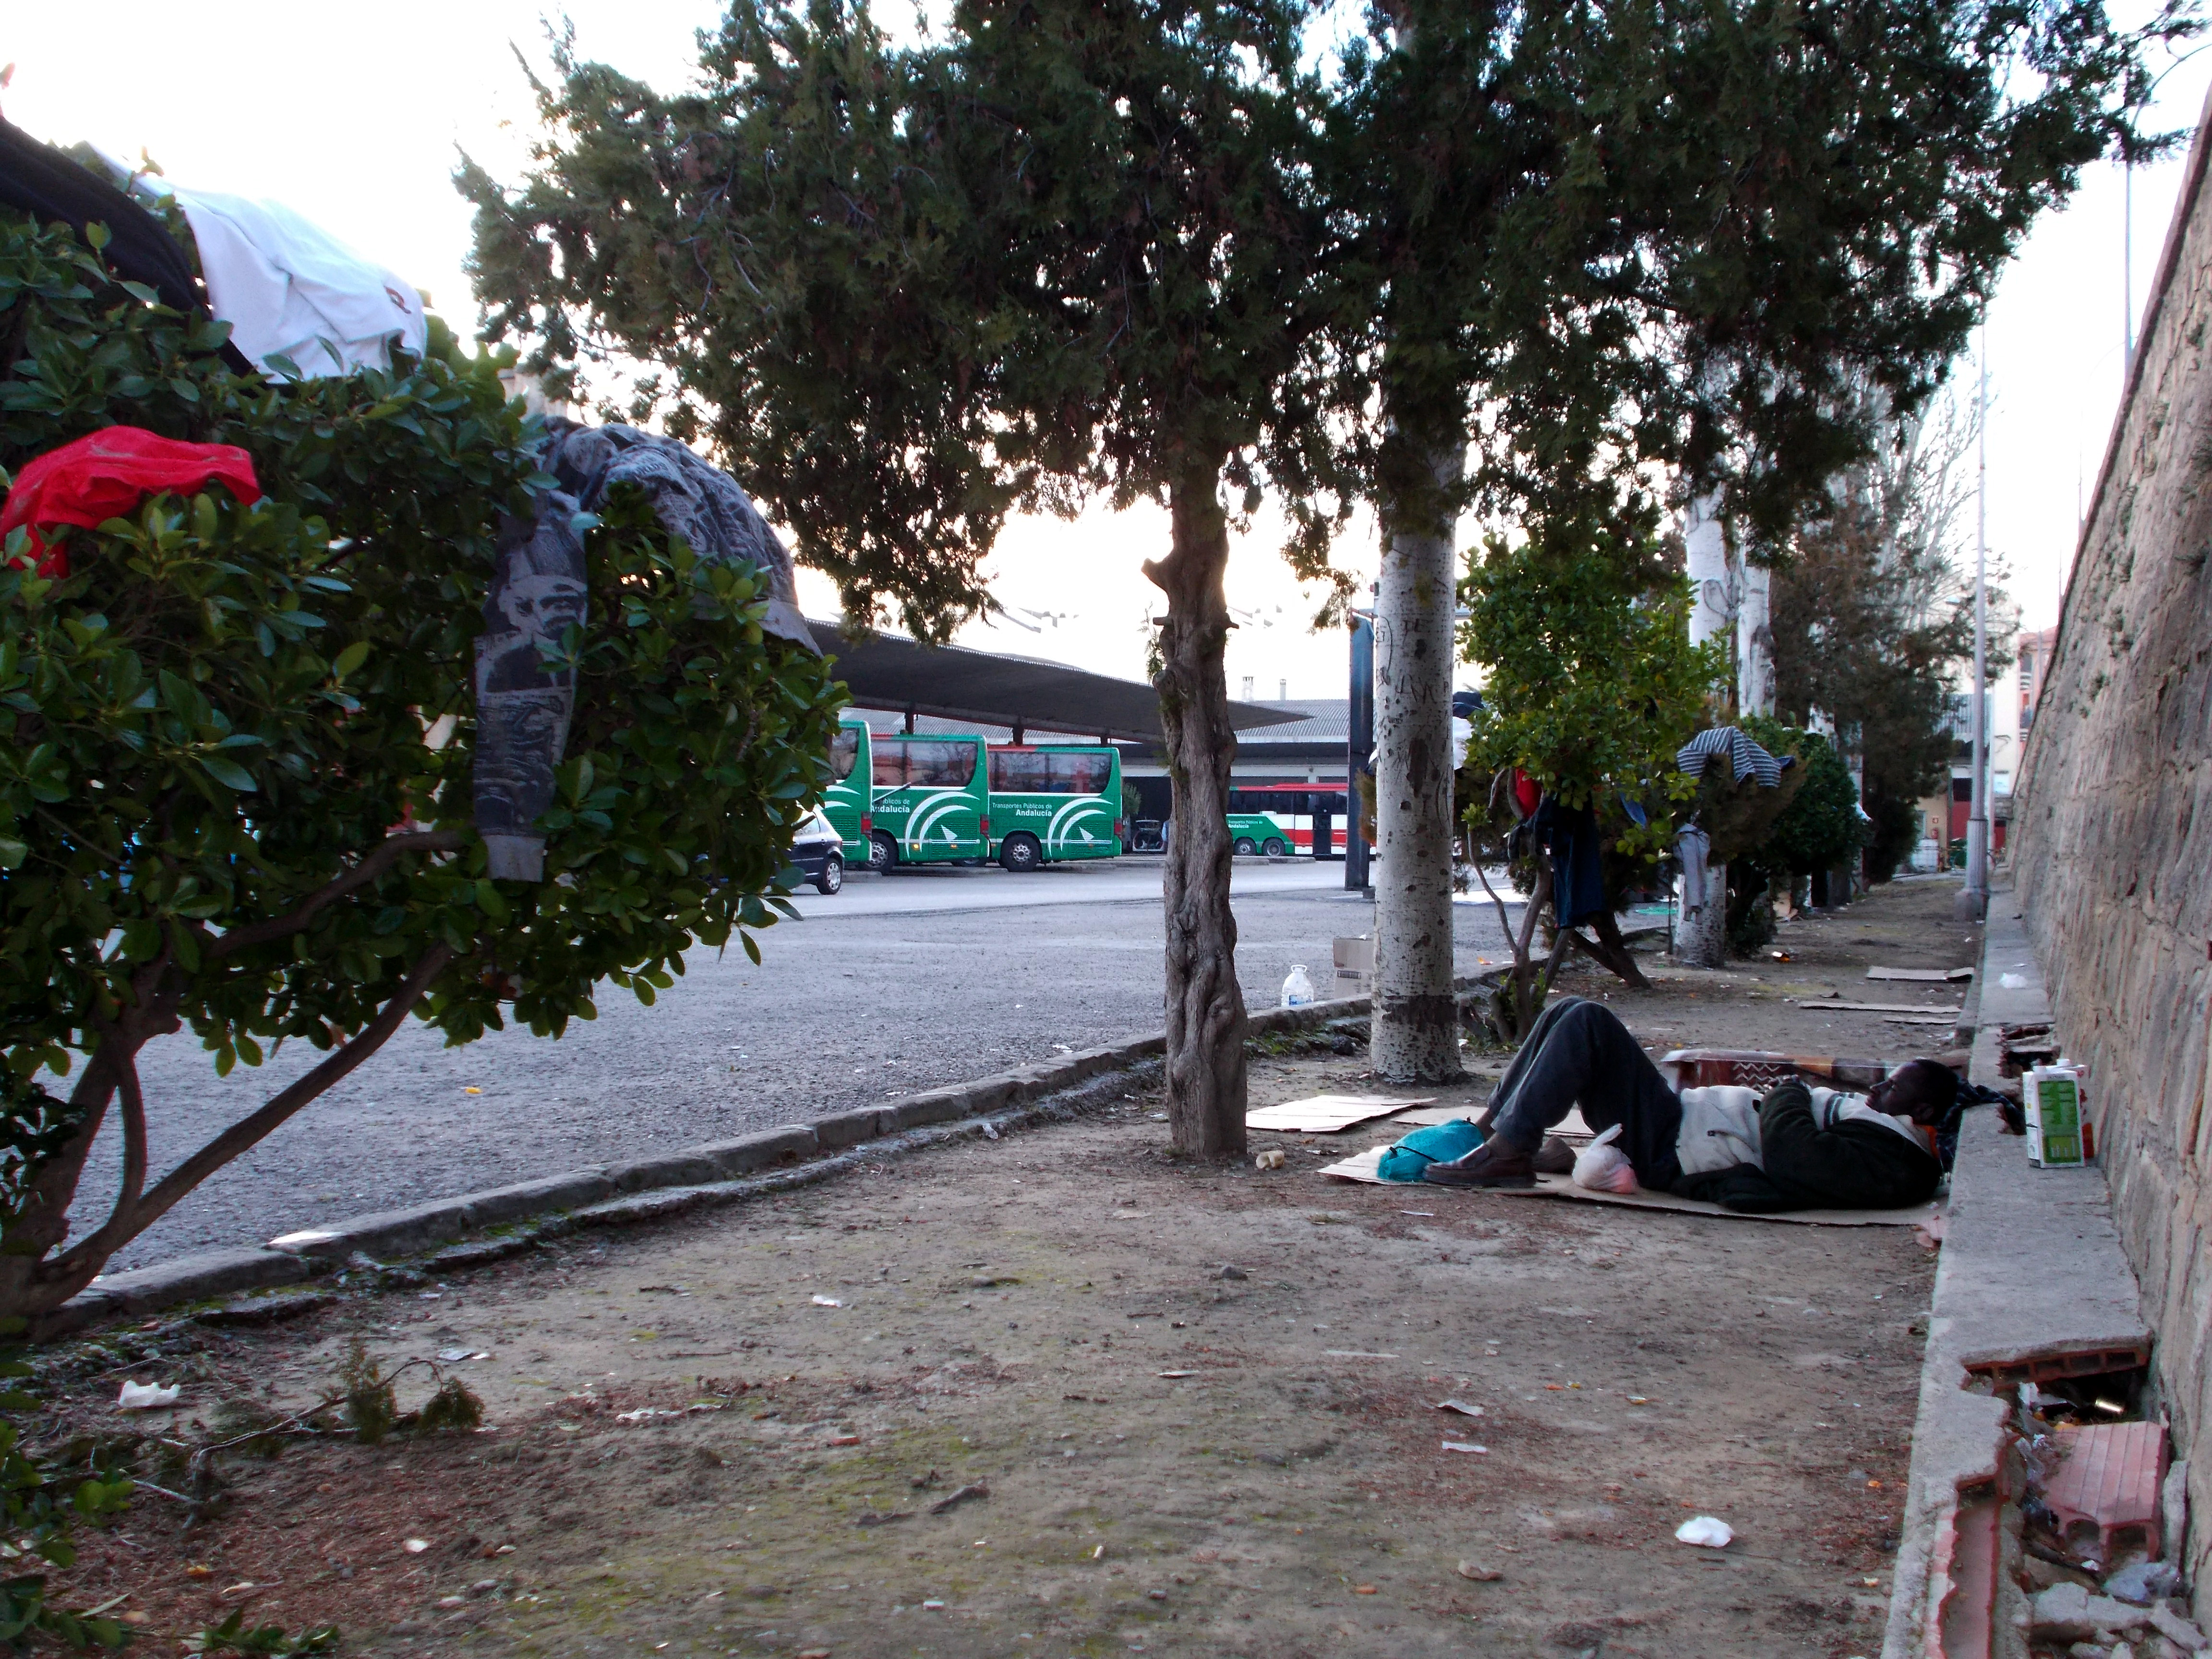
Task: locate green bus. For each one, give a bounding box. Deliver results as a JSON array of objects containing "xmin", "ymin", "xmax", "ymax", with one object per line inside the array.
[
  {"xmin": 1226, "ymin": 812, "xmax": 1292, "ymax": 857},
  {"xmin": 823, "ymin": 720, "xmax": 875, "ymax": 862},
  {"xmin": 862, "ymin": 733, "xmax": 1125, "ymax": 872},
  {"xmin": 867, "ymin": 733, "xmax": 988, "ymax": 870},
  {"xmin": 985, "ymin": 744, "xmax": 1124, "ymax": 871}
]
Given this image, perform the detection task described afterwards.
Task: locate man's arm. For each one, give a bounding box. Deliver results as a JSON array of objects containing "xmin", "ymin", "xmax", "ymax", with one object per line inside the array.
[{"xmin": 1759, "ymin": 1079, "xmax": 1943, "ymax": 1210}]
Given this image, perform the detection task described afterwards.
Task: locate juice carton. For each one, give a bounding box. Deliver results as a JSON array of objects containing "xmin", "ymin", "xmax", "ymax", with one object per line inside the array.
[{"xmin": 2026, "ymin": 1065, "xmax": 2087, "ymax": 1167}]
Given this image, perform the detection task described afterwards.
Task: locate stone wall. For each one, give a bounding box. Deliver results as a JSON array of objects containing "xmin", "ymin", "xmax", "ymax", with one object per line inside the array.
[{"xmin": 2012, "ymin": 86, "xmax": 2212, "ymax": 1587}]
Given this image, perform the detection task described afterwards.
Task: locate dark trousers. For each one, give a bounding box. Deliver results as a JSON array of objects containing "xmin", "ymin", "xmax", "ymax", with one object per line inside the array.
[{"xmin": 1483, "ymin": 998, "xmax": 1684, "ymax": 1189}]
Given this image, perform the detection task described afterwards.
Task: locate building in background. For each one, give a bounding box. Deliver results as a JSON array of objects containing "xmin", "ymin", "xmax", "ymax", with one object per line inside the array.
[{"xmin": 1924, "ymin": 626, "xmax": 2059, "ymax": 865}]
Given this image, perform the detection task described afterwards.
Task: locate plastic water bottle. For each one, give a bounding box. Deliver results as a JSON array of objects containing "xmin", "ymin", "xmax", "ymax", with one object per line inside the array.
[{"xmin": 1280, "ymin": 964, "xmax": 1315, "ymax": 1008}]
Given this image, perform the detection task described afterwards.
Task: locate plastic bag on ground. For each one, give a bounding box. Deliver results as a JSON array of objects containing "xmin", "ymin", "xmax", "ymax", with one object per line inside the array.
[
  {"xmin": 1675, "ymin": 1515, "xmax": 1733, "ymax": 1548},
  {"xmin": 1376, "ymin": 1119, "xmax": 1484, "ymax": 1181},
  {"xmin": 1573, "ymin": 1123, "xmax": 1639, "ymax": 1194},
  {"xmin": 117, "ymin": 1380, "xmax": 180, "ymax": 1409}
]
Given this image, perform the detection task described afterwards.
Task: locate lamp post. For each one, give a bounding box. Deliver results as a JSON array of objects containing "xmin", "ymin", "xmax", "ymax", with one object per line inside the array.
[{"xmin": 1957, "ymin": 333, "xmax": 1990, "ymax": 922}]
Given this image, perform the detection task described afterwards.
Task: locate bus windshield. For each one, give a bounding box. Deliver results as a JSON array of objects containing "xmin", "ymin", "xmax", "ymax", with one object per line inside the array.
[{"xmin": 828, "ymin": 727, "xmax": 860, "ymax": 781}]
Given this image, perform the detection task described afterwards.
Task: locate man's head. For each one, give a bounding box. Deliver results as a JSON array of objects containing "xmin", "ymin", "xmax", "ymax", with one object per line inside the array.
[{"xmin": 1868, "ymin": 1059, "xmax": 1961, "ymax": 1126}]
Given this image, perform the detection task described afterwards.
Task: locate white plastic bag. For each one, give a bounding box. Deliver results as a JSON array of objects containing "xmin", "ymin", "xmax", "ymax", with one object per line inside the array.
[
  {"xmin": 1675, "ymin": 1515, "xmax": 1733, "ymax": 1548},
  {"xmin": 1280, "ymin": 965, "xmax": 1316, "ymax": 1008},
  {"xmin": 1572, "ymin": 1124, "xmax": 1639, "ymax": 1194},
  {"xmin": 116, "ymin": 1380, "xmax": 180, "ymax": 1410}
]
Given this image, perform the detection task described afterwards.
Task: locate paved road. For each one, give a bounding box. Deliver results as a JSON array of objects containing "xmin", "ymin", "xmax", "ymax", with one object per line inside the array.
[{"xmin": 91, "ymin": 859, "xmax": 1517, "ymax": 1272}]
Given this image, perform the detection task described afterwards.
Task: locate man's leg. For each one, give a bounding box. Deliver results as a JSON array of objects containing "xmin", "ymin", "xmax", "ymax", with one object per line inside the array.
[
  {"xmin": 1474, "ymin": 995, "xmax": 1589, "ymax": 1132},
  {"xmin": 1427, "ymin": 999, "xmax": 1681, "ymax": 1188}
]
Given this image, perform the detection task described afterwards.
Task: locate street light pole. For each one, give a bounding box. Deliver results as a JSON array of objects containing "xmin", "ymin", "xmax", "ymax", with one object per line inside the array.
[{"xmin": 1957, "ymin": 332, "xmax": 1990, "ymax": 922}]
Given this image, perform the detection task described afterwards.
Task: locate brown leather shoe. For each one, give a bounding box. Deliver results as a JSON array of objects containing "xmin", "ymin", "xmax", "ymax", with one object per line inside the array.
[
  {"xmin": 1533, "ymin": 1135, "xmax": 1576, "ymax": 1176},
  {"xmin": 1422, "ymin": 1137, "xmax": 1538, "ymax": 1188}
]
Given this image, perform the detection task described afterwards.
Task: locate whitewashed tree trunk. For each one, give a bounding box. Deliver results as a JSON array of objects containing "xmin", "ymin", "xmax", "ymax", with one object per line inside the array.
[
  {"xmin": 1371, "ymin": 441, "xmax": 1466, "ymax": 1082},
  {"xmin": 1737, "ymin": 560, "xmax": 1774, "ymax": 717},
  {"xmin": 1679, "ymin": 491, "xmax": 1733, "ymax": 967}
]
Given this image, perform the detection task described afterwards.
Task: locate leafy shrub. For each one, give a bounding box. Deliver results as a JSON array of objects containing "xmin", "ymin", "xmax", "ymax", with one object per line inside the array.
[{"xmin": 0, "ymin": 204, "xmax": 841, "ymax": 1322}]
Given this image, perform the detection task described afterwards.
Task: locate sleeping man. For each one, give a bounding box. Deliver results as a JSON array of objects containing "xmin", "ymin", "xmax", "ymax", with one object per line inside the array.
[{"xmin": 1421, "ymin": 997, "xmax": 1959, "ymax": 1211}]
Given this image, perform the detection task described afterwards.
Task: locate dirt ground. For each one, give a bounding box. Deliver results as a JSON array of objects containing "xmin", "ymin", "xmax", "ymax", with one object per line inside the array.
[{"xmin": 35, "ymin": 876, "xmax": 1983, "ymax": 1658}]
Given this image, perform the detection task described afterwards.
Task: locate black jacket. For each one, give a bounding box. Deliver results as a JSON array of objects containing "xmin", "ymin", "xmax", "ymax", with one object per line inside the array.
[{"xmin": 1670, "ymin": 1079, "xmax": 1943, "ymax": 1213}]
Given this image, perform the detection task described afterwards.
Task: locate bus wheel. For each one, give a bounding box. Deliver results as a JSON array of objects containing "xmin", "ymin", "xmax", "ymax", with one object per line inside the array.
[
  {"xmin": 999, "ymin": 833, "xmax": 1044, "ymax": 873},
  {"xmin": 1232, "ymin": 836, "xmax": 1258, "ymax": 857},
  {"xmin": 815, "ymin": 853, "xmax": 844, "ymax": 895},
  {"xmin": 868, "ymin": 831, "xmax": 897, "ymax": 873},
  {"xmin": 1262, "ymin": 837, "xmax": 1289, "ymax": 858}
]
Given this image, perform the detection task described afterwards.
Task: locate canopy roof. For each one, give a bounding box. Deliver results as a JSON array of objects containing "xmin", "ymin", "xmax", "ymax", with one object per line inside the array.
[{"xmin": 816, "ymin": 622, "xmax": 1300, "ymax": 745}]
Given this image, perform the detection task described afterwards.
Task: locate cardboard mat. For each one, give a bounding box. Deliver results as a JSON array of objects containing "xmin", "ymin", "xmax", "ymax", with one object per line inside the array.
[
  {"xmin": 1316, "ymin": 1147, "xmax": 1938, "ymax": 1227},
  {"xmin": 1246, "ymin": 1094, "xmax": 1436, "ymax": 1133}
]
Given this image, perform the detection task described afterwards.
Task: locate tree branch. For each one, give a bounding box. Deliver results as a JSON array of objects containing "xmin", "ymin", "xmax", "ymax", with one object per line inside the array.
[
  {"xmin": 49, "ymin": 942, "xmax": 458, "ymax": 1278},
  {"xmin": 208, "ymin": 830, "xmax": 466, "ymax": 961},
  {"xmin": 114, "ymin": 1042, "xmax": 148, "ymax": 1209}
]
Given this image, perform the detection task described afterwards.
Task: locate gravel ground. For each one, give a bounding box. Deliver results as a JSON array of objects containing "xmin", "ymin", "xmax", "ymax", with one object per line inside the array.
[{"xmin": 88, "ymin": 861, "xmax": 1515, "ymax": 1271}]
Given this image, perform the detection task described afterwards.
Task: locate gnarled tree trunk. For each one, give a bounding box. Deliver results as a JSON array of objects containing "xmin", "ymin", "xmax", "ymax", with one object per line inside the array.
[{"xmin": 1146, "ymin": 467, "xmax": 1247, "ymax": 1159}]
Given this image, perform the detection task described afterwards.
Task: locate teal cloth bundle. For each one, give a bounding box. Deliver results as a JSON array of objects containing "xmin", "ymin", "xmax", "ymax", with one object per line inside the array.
[{"xmin": 1375, "ymin": 1118, "xmax": 1485, "ymax": 1181}]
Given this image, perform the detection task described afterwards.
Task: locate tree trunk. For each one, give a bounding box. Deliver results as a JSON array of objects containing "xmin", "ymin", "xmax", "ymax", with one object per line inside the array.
[
  {"xmin": 1677, "ymin": 488, "xmax": 1734, "ymax": 968},
  {"xmin": 1677, "ymin": 860, "xmax": 1730, "ymax": 966},
  {"xmin": 1737, "ymin": 560, "xmax": 1774, "ymax": 717},
  {"xmin": 1371, "ymin": 429, "xmax": 1465, "ymax": 1082},
  {"xmin": 0, "ymin": 943, "xmax": 456, "ymax": 1329},
  {"xmin": 1145, "ymin": 467, "xmax": 1247, "ymax": 1159}
]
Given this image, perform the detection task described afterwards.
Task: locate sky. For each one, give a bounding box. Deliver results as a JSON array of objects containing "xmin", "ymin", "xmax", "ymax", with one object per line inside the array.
[{"xmin": 8, "ymin": 3, "xmax": 2206, "ymax": 699}]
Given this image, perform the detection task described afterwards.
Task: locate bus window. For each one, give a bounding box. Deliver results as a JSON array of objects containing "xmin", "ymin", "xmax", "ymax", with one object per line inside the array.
[
  {"xmin": 990, "ymin": 749, "xmax": 1051, "ymax": 793},
  {"xmin": 1052, "ymin": 751, "xmax": 1112, "ymax": 795},
  {"xmin": 906, "ymin": 740, "xmax": 976, "ymax": 787},
  {"xmin": 873, "ymin": 745, "xmax": 907, "ymax": 788},
  {"xmin": 829, "ymin": 727, "xmax": 860, "ymax": 781}
]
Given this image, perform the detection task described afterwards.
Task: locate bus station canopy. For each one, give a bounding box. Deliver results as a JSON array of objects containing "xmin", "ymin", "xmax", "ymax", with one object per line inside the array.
[{"xmin": 815, "ymin": 621, "xmax": 1303, "ymax": 745}]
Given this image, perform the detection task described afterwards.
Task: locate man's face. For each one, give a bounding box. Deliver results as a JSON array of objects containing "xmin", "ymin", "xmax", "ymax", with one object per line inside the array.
[
  {"xmin": 501, "ymin": 574, "xmax": 588, "ymax": 640},
  {"xmin": 1868, "ymin": 1069, "xmax": 1945, "ymax": 1125}
]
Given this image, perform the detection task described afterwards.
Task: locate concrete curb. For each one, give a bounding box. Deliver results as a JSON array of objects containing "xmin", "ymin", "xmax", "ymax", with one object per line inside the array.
[
  {"xmin": 1879, "ymin": 883, "xmax": 2152, "ymax": 1659},
  {"xmin": 46, "ymin": 988, "xmax": 1431, "ymax": 1339}
]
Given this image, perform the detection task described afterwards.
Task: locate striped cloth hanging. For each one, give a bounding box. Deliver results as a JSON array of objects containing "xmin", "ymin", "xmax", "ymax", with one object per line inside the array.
[{"xmin": 1676, "ymin": 725, "xmax": 1787, "ymax": 787}]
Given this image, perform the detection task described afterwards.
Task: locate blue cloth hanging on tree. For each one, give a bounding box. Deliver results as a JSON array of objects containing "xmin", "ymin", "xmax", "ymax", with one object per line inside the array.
[{"xmin": 1531, "ymin": 797, "xmax": 1607, "ymax": 926}]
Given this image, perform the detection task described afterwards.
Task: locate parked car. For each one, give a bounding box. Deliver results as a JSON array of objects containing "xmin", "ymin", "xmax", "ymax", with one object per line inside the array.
[{"xmin": 788, "ymin": 809, "xmax": 845, "ymax": 895}]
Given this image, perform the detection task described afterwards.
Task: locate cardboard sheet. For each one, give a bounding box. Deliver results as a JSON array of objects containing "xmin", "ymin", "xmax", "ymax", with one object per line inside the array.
[
  {"xmin": 1317, "ymin": 1149, "xmax": 1938, "ymax": 1227},
  {"xmin": 1247, "ymin": 1094, "xmax": 1436, "ymax": 1133},
  {"xmin": 1866, "ymin": 966, "xmax": 1975, "ymax": 983},
  {"xmin": 1816, "ymin": 1000, "xmax": 1963, "ymax": 1015}
]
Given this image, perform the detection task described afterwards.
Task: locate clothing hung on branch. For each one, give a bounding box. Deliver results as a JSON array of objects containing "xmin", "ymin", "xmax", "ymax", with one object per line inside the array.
[
  {"xmin": 1675, "ymin": 825, "xmax": 1712, "ymax": 914},
  {"xmin": 1531, "ymin": 797, "xmax": 1606, "ymax": 926},
  {"xmin": 0, "ymin": 119, "xmax": 252, "ymax": 373},
  {"xmin": 472, "ymin": 424, "xmax": 819, "ymax": 878},
  {"xmin": 1, "ymin": 427, "xmax": 261, "ymax": 577},
  {"xmin": 1676, "ymin": 725, "xmax": 1789, "ymax": 788},
  {"xmin": 114, "ymin": 167, "xmax": 427, "ymax": 379},
  {"xmin": 539, "ymin": 421, "xmax": 816, "ymax": 651}
]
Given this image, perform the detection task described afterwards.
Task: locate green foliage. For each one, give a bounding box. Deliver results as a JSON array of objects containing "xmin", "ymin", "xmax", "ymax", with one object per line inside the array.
[
  {"xmin": 1734, "ymin": 716, "xmax": 1866, "ymax": 878},
  {"xmin": 463, "ymin": 0, "xmax": 1358, "ymax": 631},
  {"xmin": 0, "ymin": 201, "xmax": 841, "ymax": 1313},
  {"xmin": 0, "ymin": 1327, "xmax": 134, "ymax": 1650},
  {"xmin": 1460, "ymin": 499, "xmax": 1722, "ymax": 861},
  {"xmin": 183, "ymin": 1612, "xmax": 338, "ymax": 1656},
  {"xmin": 336, "ymin": 1340, "xmax": 396, "ymax": 1445}
]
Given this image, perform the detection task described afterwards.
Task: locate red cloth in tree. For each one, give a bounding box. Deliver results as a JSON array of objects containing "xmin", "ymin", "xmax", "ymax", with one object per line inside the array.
[{"xmin": 1, "ymin": 426, "xmax": 261, "ymax": 577}]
